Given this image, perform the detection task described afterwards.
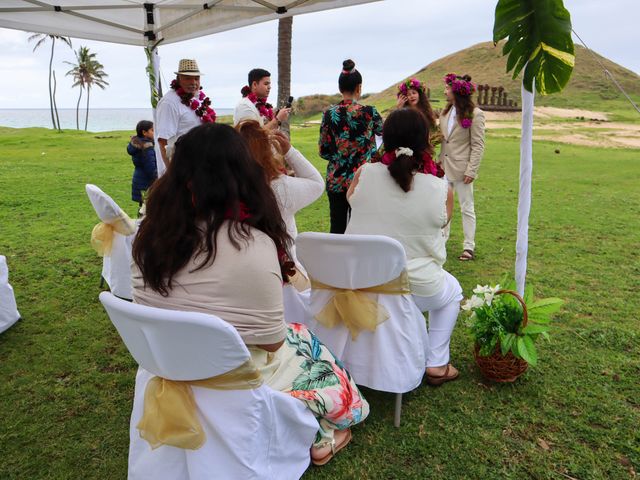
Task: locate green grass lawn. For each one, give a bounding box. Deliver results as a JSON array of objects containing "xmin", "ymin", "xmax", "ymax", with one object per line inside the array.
[{"xmin": 0, "ymin": 125, "xmax": 638, "ymax": 479}]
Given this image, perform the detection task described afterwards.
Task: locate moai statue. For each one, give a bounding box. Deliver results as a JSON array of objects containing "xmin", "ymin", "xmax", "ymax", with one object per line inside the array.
[
  {"xmin": 477, "ymin": 84, "xmax": 485, "ymax": 105},
  {"xmin": 497, "ymin": 86, "xmax": 505, "ymax": 106},
  {"xmin": 483, "ymin": 84, "xmax": 490, "ymax": 105},
  {"xmin": 503, "ymin": 92, "xmax": 509, "ymax": 107},
  {"xmin": 490, "ymin": 86, "xmax": 498, "ymax": 105}
]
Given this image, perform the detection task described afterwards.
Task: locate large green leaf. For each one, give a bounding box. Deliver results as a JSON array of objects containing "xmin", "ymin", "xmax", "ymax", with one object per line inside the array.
[
  {"xmin": 517, "ymin": 335, "xmax": 538, "ymax": 366},
  {"xmin": 493, "ymin": 0, "xmax": 575, "ymax": 94},
  {"xmin": 528, "ymin": 297, "xmax": 564, "ymax": 315}
]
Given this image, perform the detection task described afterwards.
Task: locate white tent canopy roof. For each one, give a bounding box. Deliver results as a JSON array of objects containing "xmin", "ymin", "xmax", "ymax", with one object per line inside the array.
[{"xmin": 0, "ymin": 0, "xmax": 379, "ymax": 46}]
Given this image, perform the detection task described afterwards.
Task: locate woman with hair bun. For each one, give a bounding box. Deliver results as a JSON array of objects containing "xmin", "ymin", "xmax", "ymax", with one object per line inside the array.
[
  {"xmin": 319, "ymin": 59, "xmax": 383, "ymax": 234},
  {"xmin": 439, "ymin": 73, "xmax": 485, "ymax": 262},
  {"xmin": 345, "ymin": 108, "xmax": 463, "ymax": 386}
]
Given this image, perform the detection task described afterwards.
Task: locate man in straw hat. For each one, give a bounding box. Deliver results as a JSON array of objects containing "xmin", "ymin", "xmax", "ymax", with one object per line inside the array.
[{"xmin": 155, "ymin": 59, "xmax": 208, "ymax": 174}]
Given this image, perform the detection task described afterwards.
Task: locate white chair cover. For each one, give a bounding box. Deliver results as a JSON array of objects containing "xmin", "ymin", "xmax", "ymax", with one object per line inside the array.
[
  {"xmin": 297, "ymin": 233, "xmax": 429, "ymax": 394},
  {"xmin": 99, "ymin": 292, "xmax": 317, "ymax": 480},
  {"xmin": 0, "ymin": 255, "xmax": 20, "ymax": 334},
  {"xmin": 282, "ymin": 284, "xmax": 310, "ymax": 325},
  {"xmin": 85, "ymin": 184, "xmax": 135, "ymax": 300}
]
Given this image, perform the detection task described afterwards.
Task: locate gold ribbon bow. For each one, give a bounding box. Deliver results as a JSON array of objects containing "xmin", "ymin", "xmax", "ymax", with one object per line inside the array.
[
  {"xmin": 90, "ymin": 212, "xmax": 136, "ymax": 256},
  {"xmin": 310, "ymin": 270, "xmax": 411, "ymax": 340},
  {"xmin": 138, "ymin": 359, "xmax": 263, "ymax": 450}
]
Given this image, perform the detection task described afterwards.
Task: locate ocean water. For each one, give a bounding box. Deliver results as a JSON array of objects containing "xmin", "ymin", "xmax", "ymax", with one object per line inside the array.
[{"xmin": 0, "ymin": 108, "xmax": 234, "ymax": 132}]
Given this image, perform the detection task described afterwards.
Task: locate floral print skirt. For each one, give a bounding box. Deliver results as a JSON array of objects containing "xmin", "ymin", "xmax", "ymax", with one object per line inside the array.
[{"xmin": 249, "ymin": 323, "xmax": 369, "ymax": 446}]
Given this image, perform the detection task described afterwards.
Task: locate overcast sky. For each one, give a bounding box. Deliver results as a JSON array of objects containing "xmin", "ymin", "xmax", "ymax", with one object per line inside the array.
[{"xmin": 1, "ymin": 0, "xmax": 638, "ymax": 110}]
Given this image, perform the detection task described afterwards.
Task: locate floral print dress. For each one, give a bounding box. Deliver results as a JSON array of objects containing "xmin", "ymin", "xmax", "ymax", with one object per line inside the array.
[
  {"xmin": 319, "ymin": 100, "xmax": 383, "ymax": 193},
  {"xmin": 249, "ymin": 323, "xmax": 369, "ymax": 446}
]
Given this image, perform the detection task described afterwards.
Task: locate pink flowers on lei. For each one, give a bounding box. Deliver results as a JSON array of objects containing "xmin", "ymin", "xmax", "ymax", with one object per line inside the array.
[
  {"xmin": 170, "ymin": 79, "xmax": 216, "ymax": 123},
  {"xmin": 381, "ymin": 148, "xmax": 444, "ymax": 178}
]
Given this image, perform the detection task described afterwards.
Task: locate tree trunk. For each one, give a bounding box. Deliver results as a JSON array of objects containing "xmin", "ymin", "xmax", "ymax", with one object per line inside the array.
[
  {"xmin": 52, "ymin": 70, "xmax": 61, "ymax": 131},
  {"xmin": 76, "ymin": 88, "xmax": 82, "ymax": 130},
  {"xmin": 277, "ymin": 16, "xmax": 293, "ymax": 138},
  {"xmin": 84, "ymin": 87, "xmax": 90, "ymax": 131},
  {"xmin": 48, "ymin": 39, "xmax": 57, "ymax": 129}
]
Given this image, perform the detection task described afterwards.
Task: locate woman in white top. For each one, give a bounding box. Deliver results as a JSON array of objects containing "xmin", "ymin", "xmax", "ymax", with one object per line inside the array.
[
  {"xmin": 345, "ymin": 108, "xmax": 463, "ymax": 386},
  {"xmin": 236, "ymin": 120, "xmax": 324, "ymax": 281}
]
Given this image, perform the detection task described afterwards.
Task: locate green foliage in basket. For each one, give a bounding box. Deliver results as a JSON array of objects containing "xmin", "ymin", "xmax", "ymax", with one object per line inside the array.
[{"xmin": 464, "ymin": 278, "xmax": 564, "ymax": 366}]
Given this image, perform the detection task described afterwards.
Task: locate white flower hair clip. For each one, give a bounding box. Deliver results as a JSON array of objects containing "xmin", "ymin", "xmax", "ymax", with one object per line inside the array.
[{"xmin": 395, "ymin": 147, "xmax": 414, "ymax": 157}]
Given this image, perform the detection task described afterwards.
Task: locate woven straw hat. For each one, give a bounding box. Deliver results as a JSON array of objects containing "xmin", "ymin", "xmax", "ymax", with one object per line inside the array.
[{"xmin": 174, "ymin": 59, "xmax": 203, "ymax": 76}]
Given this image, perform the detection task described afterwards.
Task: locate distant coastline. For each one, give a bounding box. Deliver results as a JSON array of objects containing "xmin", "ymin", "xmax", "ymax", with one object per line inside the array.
[{"xmin": 0, "ymin": 108, "xmax": 234, "ymax": 132}]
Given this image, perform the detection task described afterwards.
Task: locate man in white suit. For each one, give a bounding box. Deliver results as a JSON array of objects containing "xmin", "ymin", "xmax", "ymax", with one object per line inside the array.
[{"xmin": 438, "ymin": 73, "xmax": 486, "ymax": 261}]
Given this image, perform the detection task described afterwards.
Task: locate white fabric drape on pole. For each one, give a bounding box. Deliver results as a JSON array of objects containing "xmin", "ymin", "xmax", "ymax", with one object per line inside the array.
[{"xmin": 515, "ymin": 80, "xmax": 535, "ymax": 296}]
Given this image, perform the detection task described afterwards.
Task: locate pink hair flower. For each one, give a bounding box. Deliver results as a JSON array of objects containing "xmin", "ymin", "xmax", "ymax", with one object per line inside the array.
[{"xmin": 461, "ymin": 118, "xmax": 472, "ymax": 129}]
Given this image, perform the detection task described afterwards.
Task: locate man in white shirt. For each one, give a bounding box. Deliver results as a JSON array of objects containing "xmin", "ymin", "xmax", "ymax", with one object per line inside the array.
[
  {"xmin": 155, "ymin": 59, "xmax": 204, "ymax": 175},
  {"xmin": 233, "ymin": 68, "xmax": 290, "ymax": 130}
]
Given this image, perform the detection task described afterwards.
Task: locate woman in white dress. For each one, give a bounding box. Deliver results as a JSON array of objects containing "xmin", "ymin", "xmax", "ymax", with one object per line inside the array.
[{"xmin": 345, "ymin": 108, "xmax": 463, "ymax": 386}]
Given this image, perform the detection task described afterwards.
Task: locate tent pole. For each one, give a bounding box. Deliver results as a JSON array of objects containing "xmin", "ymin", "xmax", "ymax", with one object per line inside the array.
[{"xmin": 515, "ymin": 80, "xmax": 535, "ymax": 296}]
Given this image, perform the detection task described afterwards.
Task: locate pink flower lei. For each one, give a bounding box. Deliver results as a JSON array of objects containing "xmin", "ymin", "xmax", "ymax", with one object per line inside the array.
[
  {"xmin": 380, "ymin": 149, "xmax": 444, "ymax": 178},
  {"xmin": 241, "ymin": 85, "xmax": 274, "ymax": 121},
  {"xmin": 397, "ymin": 78, "xmax": 425, "ymax": 97},
  {"xmin": 170, "ymin": 79, "xmax": 216, "ymax": 123},
  {"xmin": 444, "ymin": 73, "xmax": 476, "ymax": 129}
]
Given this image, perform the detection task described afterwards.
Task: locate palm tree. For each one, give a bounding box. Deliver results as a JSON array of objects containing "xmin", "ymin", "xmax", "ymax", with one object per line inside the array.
[
  {"xmin": 277, "ymin": 16, "xmax": 293, "ymax": 137},
  {"xmin": 65, "ymin": 47, "xmax": 109, "ymax": 131},
  {"xmin": 28, "ymin": 33, "xmax": 72, "ymax": 131}
]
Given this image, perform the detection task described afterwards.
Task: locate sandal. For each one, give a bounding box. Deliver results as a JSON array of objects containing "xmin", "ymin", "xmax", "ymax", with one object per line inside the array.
[
  {"xmin": 458, "ymin": 249, "xmax": 475, "ymax": 261},
  {"xmin": 426, "ymin": 364, "xmax": 459, "ymax": 386},
  {"xmin": 311, "ymin": 429, "xmax": 352, "ymax": 466}
]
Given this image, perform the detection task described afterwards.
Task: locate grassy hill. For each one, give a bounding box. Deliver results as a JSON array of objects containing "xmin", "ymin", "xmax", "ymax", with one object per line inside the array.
[{"xmin": 296, "ymin": 42, "xmax": 640, "ymax": 121}]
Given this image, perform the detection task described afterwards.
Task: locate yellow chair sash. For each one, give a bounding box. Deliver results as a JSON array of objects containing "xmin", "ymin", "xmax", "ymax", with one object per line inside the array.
[
  {"xmin": 137, "ymin": 359, "xmax": 263, "ymax": 451},
  {"xmin": 310, "ymin": 270, "xmax": 411, "ymax": 340},
  {"xmin": 90, "ymin": 211, "xmax": 136, "ymax": 257}
]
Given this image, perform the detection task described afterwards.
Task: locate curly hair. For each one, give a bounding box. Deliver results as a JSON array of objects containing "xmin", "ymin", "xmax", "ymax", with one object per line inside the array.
[{"xmin": 235, "ymin": 120, "xmax": 285, "ymax": 182}]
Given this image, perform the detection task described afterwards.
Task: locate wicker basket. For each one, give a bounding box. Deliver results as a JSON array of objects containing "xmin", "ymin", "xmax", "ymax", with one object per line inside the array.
[{"xmin": 473, "ymin": 289, "xmax": 529, "ymax": 383}]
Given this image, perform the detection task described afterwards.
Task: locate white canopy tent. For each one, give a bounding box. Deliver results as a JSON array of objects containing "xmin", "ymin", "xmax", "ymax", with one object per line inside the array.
[
  {"xmin": 0, "ymin": 1, "xmax": 379, "ymax": 46},
  {"xmin": 0, "ymin": 0, "xmax": 544, "ymax": 296}
]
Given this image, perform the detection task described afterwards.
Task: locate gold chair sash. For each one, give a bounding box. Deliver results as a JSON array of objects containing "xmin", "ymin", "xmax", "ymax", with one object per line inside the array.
[
  {"xmin": 138, "ymin": 359, "xmax": 263, "ymax": 450},
  {"xmin": 90, "ymin": 211, "xmax": 136, "ymax": 257},
  {"xmin": 310, "ymin": 270, "xmax": 411, "ymax": 340}
]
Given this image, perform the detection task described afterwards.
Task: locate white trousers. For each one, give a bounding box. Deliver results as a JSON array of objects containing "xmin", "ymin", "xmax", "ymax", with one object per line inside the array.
[
  {"xmin": 444, "ymin": 180, "xmax": 476, "ymax": 251},
  {"xmin": 412, "ymin": 271, "xmax": 463, "ymax": 368}
]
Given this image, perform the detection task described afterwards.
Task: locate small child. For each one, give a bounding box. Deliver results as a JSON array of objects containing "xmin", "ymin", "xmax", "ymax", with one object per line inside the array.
[{"xmin": 127, "ymin": 120, "xmax": 158, "ymax": 207}]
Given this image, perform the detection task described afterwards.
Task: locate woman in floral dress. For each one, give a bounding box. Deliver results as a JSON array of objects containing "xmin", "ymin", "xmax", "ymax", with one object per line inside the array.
[
  {"xmin": 319, "ymin": 59, "xmax": 383, "ymax": 233},
  {"xmin": 132, "ymin": 123, "xmax": 368, "ymax": 466}
]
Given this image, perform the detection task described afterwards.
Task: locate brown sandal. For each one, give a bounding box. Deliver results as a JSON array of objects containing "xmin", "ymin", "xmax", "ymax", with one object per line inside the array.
[
  {"xmin": 311, "ymin": 429, "xmax": 352, "ymax": 466},
  {"xmin": 458, "ymin": 250, "xmax": 475, "ymax": 261},
  {"xmin": 426, "ymin": 364, "xmax": 460, "ymax": 386}
]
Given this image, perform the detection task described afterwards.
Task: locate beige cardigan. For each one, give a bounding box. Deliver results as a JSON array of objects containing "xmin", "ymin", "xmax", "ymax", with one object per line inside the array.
[
  {"xmin": 438, "ymin": 106, "xmax": 486, "ymax": 182},
  {"xmin": 132, "ymin": 223, "xmax": 287, "ymax": 346}
]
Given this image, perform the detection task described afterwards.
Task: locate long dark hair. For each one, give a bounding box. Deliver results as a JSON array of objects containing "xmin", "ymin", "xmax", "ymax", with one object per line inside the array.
[
  {"xmin": 382, "ymin": 109, "xmax": 430, "ymax": 192},
  {"xmin": 133, "ymin": 123, "xmax": 291, "ymax": 296},
  {"xmin": 413, "ymin": 89, "xmax": 437, "ymax": 131},
  {"xmin": 443, "ymin": 74, "xmax": 476, "ymax": 123}
]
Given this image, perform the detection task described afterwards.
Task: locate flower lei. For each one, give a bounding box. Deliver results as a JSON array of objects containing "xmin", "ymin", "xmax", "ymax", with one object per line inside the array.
[
  {"xmin": 397, "ymin": 78, "xmax": 425, "ymax": 97},
  {"xmin": 241, "ymin": 85, "xmax": 274, "ymax": 121},
  {"xmin": 444, "ymin": 73, "xmax": 476, "ymax": 129},
  {"xmin": 380, "ymin": 148, "xmax": 444, "ymax": 178},
  {"xmin": 170, "ymin": 79, "xmax": 216, "ymax": 123}
]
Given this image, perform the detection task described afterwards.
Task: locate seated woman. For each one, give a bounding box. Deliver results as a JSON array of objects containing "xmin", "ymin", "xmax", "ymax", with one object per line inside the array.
[
  {"xmin": 345, "ymin": 108, "xmax": 463, "ymax": 386},
  {"xmin": 235, "ymin": 120, "xmax": 324, "ymax": 286},
  {"xmin": 131, "ymin": 123, "xmax": 368, "ymax": 465}
]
